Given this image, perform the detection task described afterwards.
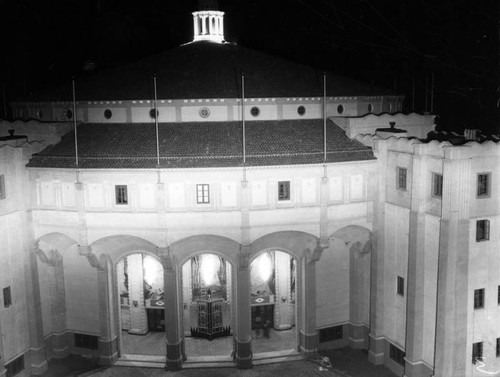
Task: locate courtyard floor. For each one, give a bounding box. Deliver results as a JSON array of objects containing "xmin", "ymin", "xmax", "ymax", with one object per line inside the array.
[{"xmin": 38, "ymin": 348, "xmax": 397, "ymax": 377}]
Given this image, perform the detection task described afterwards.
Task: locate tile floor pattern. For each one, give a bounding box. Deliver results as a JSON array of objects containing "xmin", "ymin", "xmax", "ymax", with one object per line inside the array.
[{"xmin": 121, "ymin": 328, "xmax": 297, "ymax": 357}]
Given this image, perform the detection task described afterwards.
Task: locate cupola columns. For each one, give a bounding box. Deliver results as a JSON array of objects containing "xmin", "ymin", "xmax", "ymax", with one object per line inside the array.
[{"xmin": 192, "ymin": 10, "xmax": 225, "ymax": 43}]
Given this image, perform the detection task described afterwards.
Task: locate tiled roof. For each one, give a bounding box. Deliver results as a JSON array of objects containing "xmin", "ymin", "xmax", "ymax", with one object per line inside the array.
[
  {"xmin": 29, "ymin": 41, "xmax": 391, "ymax": 101},
  {"xmin": 27, "ymin": 119, "xmax": 375, "ymax": 169}
]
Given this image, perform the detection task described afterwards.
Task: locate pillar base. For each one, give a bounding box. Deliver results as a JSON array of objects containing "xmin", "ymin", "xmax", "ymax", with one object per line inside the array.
[
  {"xmin": 299, "ymin": 331, "xmax": 318, "ymax": 358},
  {"xmin": 52, "ymin": 332, "xmax": 71, "ymax": 358},
  {"xmin": 368, "ymin": 335, "xmax": 385, "ymax": 365},
  {"xmin": 165, "ymin": 343, "xmax": 183, "ymax": 371},
  {"xmin": 98, "ymin": 337, "xmax": 119, "ymax": 366},
  {"xmin": 349, "ymin": 324, "xmax": 369, "ymax": 350},
  {"xmin": 404, "ymin": 360, "xmax": 434, "ymax": 377},
  {"xmin": 235, "ymin": 338, "xmax": 253, "ymax": 369},
  {"xmin": 30, "ymin": 347, "xmax": 48, "ymax": 375}
]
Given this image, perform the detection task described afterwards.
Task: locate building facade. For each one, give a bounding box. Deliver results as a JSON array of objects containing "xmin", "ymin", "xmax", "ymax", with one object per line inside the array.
[{"xmin": 1, "ymin": 5, "xmax": 499, "ymax": 377}]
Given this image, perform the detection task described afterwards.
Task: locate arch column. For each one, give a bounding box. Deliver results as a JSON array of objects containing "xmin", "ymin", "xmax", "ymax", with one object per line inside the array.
[
  {"xmin": 78, "ymin": 246, "xmax": 117, "ymax": 365},
  {"xmin": 234, "ymin": 245, "xmax": 253, "ymax": 369},
  {"xmin": 160, "ymin": 248, "xmax": 183, "ymax": 371},
  {"xmin": 298, "ymin": 243, "xmax": 324, "ymax": 357}
]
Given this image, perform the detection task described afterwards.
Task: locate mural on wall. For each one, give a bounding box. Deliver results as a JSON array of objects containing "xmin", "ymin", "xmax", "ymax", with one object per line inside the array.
[
  {"xmin": 251, "ymin": 251, "xmax": 276, "ymax": 304},
  {"xmin": 192, "ymin": 254, "xmax": 227, "ymax": 300}
]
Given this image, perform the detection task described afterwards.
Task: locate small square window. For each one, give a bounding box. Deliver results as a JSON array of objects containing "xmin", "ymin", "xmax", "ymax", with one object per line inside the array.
[
  {"xmin": 0, "ymin": 174, "xmax": 5, "ymax": 199},
  {"xmin": 115, "ymin": 185, "xmax": 128, "ymax": 205},
  {"xmin": 474, "ymin": 288, "xmax": 484, "ymax": 309},
  {"xmin": 477, "ymin": 173, "xmax": 491, "ymax": 198},
  {"xmin": 5, "ymin": 355, "xmax": 24, "ymax": 377},
  {"xmin": 278, "ymin": 181, "xmax": 290, "ymax": 201},
  {"xmin": 432, "ymin": 173, "xmax": 443, "ymax": 197},
  {"xmin": 476, "ymin": 220, "xmax": 490, "ymax": 242},
  {"xmin": 497, "ymin": 338, "xmax": 500, "ymax": 357},
  {"xmin": 397, "ymin": 168, "xmax": 407, "ymax": 190},
  {"xmin": 196, "ymin": 184, "xmax": 210, "ymax": 204},
  {"xmin": 3, "ymin": 286, "xmax": 12, "ymax": 307},
  {"xmin": 473, "ymin": 342, "xmax": 483, "ymax": 364},
  {"xmin": 397, "ymin": 276, "xmax": 404, "ymax": 296}
]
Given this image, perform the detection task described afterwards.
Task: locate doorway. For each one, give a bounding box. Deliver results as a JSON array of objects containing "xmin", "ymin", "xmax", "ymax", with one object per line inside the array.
[
  {"xmin": 116, "ymin": 253, "xmax": 165, "ymax": 356},
  {"xmin": 251, "ymin": 250, "xmax": 297, "ymax": 353},
  {"xmin": 182, "ymin": 253, "xmax": 233, "ymax": 358}
]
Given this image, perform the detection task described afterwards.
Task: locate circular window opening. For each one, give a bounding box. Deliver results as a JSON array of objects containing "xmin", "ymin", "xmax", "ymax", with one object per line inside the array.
[
  {"xmin": 66, "ymin": 109, "xmax": 73, "ymax": 120},
  {"xmin": 199, "ymin": 107, "xmax": 210, "ymax": 118},
  {"xmin": 297, "ymin": 106, "xmax": 306, "ymax": 116},
  {"xmin": 337, "ymin": 104, "xmax": 344, "ymax": 114},
  {"xmin": 104, "ymin": 109, "xmax": 112, "ymax": 119},
  {"xmin": 368, "ymin": 104, "xmax": 373, "ymax": 113},
  {"xmin": 250, "ymin": 106, "xmax": 260, "ymax": 117},
  {"xmin": 37, "ymin": 110, "xmax": 43, "ymax": 119},
  {"xmin": 149, "ymin": 108, "xmax": 159, "ymax": 119}
]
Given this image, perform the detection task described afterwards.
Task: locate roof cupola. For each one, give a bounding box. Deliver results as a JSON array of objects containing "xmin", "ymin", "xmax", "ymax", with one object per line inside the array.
[{"xmin": 192, "ymin": 0, "xmax": 224, "ymax": 43}]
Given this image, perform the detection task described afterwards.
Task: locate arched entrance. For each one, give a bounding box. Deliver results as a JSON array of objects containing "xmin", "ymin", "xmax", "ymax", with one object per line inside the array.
[
  {"xmin": 250, "ymin": 250, "xmax": 298, "ymax": 354},
  {"xmin": 116, "ymin": 253, "xmax": 165, "ymax": 356},
  {"xmin": 181, "ymin": 253, "xmax": 233, "ymax": 358}
]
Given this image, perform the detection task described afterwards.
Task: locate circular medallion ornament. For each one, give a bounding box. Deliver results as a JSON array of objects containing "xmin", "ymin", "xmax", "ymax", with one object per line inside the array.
[
  {"xmin": 104, "ymin": 109, "xmax": 112, "ymax": 119},
  {"xmin": 297, "ymin": 106, "xmax": 306, "ymax": 116},
  {"xmin": 250, "ymin": 106, "xmax": 260, "ymax": 117},
  {"xmin": 199, "ymin": 107, "xmax": 210, "ymax": 118}
]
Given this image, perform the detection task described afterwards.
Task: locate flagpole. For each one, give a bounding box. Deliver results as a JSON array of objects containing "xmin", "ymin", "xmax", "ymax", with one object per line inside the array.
[
  {"xmin": 154, "ymin": 74, "xmax": 160, "ymax": 167},
  {"xmin": 323, "ymin": 72, "xmax": 327, "ymax": 162},
  {"xmin": 72, "ymin": 77, "xmax": 79, "ymax": 168},
  {"xmin": 242, "ymin": 72, "xmax": 246, "ymax": 166}
]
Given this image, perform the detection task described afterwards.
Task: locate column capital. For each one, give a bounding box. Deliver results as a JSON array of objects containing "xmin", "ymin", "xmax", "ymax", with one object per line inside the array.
[{"xmin": 238, "ymin": 245, "xmax": 252, "ymax": 269}]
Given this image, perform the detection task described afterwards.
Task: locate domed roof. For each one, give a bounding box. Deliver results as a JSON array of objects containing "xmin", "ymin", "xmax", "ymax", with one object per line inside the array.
[{"xmin": 31, "ymin": 41, "xmax": 391, "ymax": 102}]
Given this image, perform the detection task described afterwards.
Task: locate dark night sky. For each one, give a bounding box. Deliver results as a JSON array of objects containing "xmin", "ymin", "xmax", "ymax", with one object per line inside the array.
[{"xmin": 1, "ymin": 0, "xmax": 498, "ymax": 133}]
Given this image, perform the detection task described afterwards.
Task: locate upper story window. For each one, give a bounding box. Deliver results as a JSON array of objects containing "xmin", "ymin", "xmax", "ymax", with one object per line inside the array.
[
  {"xmin": 0, "ymin": 174, "xmax": 5, "ymax": 199},
  {"xmin": 104, "ymin": 109, "xmax": 112, "ymax": 119},
  {"xmin": 397, "ymin": 167, "xmax": 407, "ymax": 190},
  {"xmin": 115, "ymin": 185, "xmax": 128, "ymax": 205},
  {"xmin": 278, "ymin": 181, "xmax": 290, "ymax": 201},
  {"xmin": 477, "ymin": 173, "xmax": 490, "ymax": 198},
  {"xmin": 196, "ymin": 184, "xmax": 210, "ymax": 204},
  {"xmin": 432, "ymin": 173, "xmax": 443, "ymax": 197},
  {"xmin": 397, "ymin": 276, "xmax": 404, "ymax": 296},
  {"xmin": 367, "ymin": 103, "xmax": 373, "ymax": 113},
  {"xmin": 337, "ymin": 104, "xmax": 344, "ymax": 114},
  {"xmin": 3, "ymin": 286, "xmax": 12, "ymax": 307},
  {"xmin": 297, "ymin": 106, "xmax": 306, "ymax": 116},
  {"xmin": 149, "ymin": 108, "xmax": 159, "ymax": 119},
  {"xmin": 474, "ymin": 288, "xmax": 484, "ymax": 309},
  {"xmin": 476, "ymin": 220, "xmax": 490, "ymax": 242}
]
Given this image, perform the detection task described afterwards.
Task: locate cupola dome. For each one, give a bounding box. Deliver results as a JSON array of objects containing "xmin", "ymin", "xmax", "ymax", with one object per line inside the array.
[{"xmin": 192, "ymin": 0, "xmax": 224, "ymax": 43}]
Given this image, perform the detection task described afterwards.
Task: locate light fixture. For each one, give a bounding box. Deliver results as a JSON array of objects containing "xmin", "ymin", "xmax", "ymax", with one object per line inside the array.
[
  {"xmin": 201, "ymin": 254, "xmax": 219, "ymax": 286},
  {"xmin": 143, "ymin": 255, "xmax": 162, "ymax": 286}
]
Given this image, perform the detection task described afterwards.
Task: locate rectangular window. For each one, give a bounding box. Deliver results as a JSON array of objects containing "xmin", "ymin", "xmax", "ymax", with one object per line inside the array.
[
  {"xmin": 196, "ymin": 184, "xmax": 210, "ymax": 204},
  {"xmin": 389, "ymin": 344, "xmax": 405, "ymax": 366},
  {"xmin": 74, "ymin": 333, "xmax": 99, "ymax": 350},
  {"xmin": 476, "ymin": 220, "xmax": 490, "ymax": 242},
  {"xmin": 115, "ymin": 185, "xmax": 128, "ymax": 205},
  {"xmin": 477, "ymin": 173, "xmax": 490, "ymax": 198},
  {"xmin": 3, "ymin": 286, "xmax": 12, "ymax": 307},
  {"xmin": 397, "ymin": 167, "xmax": 407, "ymax": 190},
  {"xmin": 473, "ymin": 342, "xmax": 483, "ymax": 364},
  {"xmin": 474, "ymin": 288, "xmax": 485, "ymax": 309},
  {"xmin": 497, "ymin": 338, "xmax": 500, "ymax": 357},
  {"xmin": 0, "ymin": 174, "xmax": 5, "ymax": 199},
  {"xmin": 278, "ymin": 181, "xmax": 290, "ymax": 201},
  {"xmin": 397, "ymin": 276, "xmax": 404, "ymax": 296},
  {"xmin": 5, "ymin": 355, "xmax": 24, "ymax": 377},
  {"xmin": 319, "ymin": 325, "xmax": 343, "ymax": 343},
  {"xmin": 432, "ymin": 173, "xmax": 443, "ymax": 197}
]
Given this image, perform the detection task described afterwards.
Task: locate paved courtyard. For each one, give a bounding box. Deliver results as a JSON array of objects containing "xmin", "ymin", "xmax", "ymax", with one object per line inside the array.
[{"xmin": 39, "ymin": 348, "xmax": 397, "ymax": 377}]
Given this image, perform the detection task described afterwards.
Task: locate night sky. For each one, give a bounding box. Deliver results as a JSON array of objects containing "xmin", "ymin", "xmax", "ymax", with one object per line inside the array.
[{"xmin": 1, "ymin": 0, "xmax": 498, "ymax": 133}]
